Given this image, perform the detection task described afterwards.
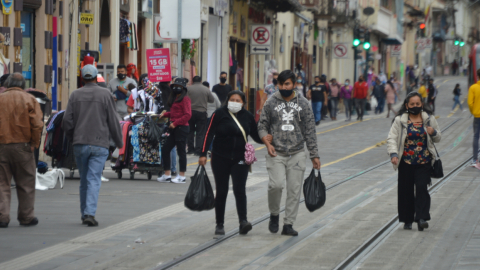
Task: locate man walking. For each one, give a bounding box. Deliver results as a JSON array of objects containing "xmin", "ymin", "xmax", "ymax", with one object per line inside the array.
[
  {"xmin": 187, "ymin": 76, "xmax": 214, "ymax": 155},
  {"xmin": 371, "ymin": 77, "xmax": 386, "ymax": 114},
  {"xmin": 353, "ymin": 75, "xmax": 368, "ymax": 121},
  {"xmin": 63, "ymin": 65, "xmax": 123, "ymax": 226},
  {"xmin": 212, "ymin": 72, "xmax": 232, "ymax": 104},
  {"xmin": 468, "ymin": 68, "xmax": 480, "ymax": 168},
  {"xmin": 307, "ymin": 76, "xmax": 328, "ymax": 126},
  {"xmin": 258, "ymin": 70, "xmax": 321, "ymax": 236},
  {"xmin": 107, "ymin": 64, "xmax": 137, "ymax": 118},
  {"xmin": 0, "ymin": 73, "xmax": 43, "ymax": 228},
  {"xmin": 427, "ymin": 78, "xmax": 437, "ymax": 114}
]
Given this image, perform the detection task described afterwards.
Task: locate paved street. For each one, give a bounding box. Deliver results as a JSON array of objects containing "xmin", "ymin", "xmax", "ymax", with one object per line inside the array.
[{"xmin": 1, "ymin": 76, "xmax": 479, "ymax": 270}]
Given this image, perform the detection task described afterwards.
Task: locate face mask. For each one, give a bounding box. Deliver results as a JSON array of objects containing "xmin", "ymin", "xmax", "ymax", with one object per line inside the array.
[
  {"xmin": 408, "ymin": 106, "xmax": 422, "ymax": 115},
  {"xmin": 368, "ymin": 71, "xmax": 372, "ymax": 74},
  {"xmin": 315, "ymin": 81, "xmax": 320, "ymax": 84},
  {"xmin": 173, "ymin": 86, "xmax": 183, "ymax": 94},
  {"xmin": 279, "ymin": 89, "xmax": 293, "ymax": 97},
  {"xmin": 297, "ymin": 79, "xmax": 302, "ymax": 83},
  {"xmin": 220, "ymin": 78, "xmax": 227, "ymax": 84},
  {"xmin": 117, "ymin": 73, "xmax": 127, "ymax": 80},
  {"xmin": 272, "ymin": 79, "xmax": 278, "ymax": 85},
  {"xmin": 345, "ymin": 82, "xmax": 349, "ymax": 86},
  {"xmin": 228, "ymin": 101, "xmax": 243, "ymax": 113}
]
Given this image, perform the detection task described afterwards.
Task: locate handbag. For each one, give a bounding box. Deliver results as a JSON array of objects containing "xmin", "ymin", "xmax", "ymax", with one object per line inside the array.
[
  {"xmin": 229, "ymin": 111, "xmax": 257, "ymax": 166},
  {"xmin": 427, "ymin": 118, "xmax": 443, "ymax": 178}
]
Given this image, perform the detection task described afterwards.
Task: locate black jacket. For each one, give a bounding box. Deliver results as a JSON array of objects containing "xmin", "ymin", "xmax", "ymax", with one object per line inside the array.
[
  {"xmin": 201, "ymin": 106, "xmax": 263, "ymax": 160},
  {"xmin": 372, "ymin": 84, "xmax": 385, "ymax": 99}
]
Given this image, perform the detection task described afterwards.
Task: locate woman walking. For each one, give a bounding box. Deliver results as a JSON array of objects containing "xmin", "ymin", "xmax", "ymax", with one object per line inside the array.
[
  {"xmin": 295, "ymin": 74, "xmax": 305, "ymax": 98},
  {"xmin": 340, "ymin": 79, "xmax": 353, "ymax": 121},
  {"xmin": 451, "ymin": 84, "xmax": 465, "ymax": 112},
  {"xmin": 157, "ymin": 78, "xmax": 192, "ymax": 184},
  {"xmin": 385, "ymin": 80, "xmax": 397, "ymax": 118},
  {"xmin": 387, "ymin": 92, "xmax": 442, "ymax": 231},
  {"xmin": 199, "ymin": 90, "xmax": 263, "ymax": 236}
]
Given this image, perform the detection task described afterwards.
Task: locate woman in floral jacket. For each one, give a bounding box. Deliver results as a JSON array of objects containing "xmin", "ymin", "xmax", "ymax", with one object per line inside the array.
[{"xmin": 386, "ymin": 92, "xmax": 441, "ymax": 232}]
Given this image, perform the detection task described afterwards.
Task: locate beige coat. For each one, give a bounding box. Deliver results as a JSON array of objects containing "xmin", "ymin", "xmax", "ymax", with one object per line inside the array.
[{"xmin": 387, "ymin": 112, "xmax": 441, "ymax": 170}]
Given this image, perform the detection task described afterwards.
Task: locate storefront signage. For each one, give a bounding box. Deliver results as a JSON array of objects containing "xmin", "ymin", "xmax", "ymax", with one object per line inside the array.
[
  {"xmin": 79, "ymin": 13, "xmax": 94, "ymax": 25},
  {"xmin": 391, "ymin": 45, "xmax": 401, "ymax": 56},
  {"xmin": 1, "ymin": 0, "xmax": 13, "ymax": 15},
  {"xmin": 146, "ymin": 48, "xmax": 172, "ymax": 83},
  {"xmin": 416, "ymin": 38, "xmax": 432, "ymax": 53}
]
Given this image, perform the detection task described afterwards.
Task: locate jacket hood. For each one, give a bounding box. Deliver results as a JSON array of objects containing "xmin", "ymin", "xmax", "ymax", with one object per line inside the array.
[{"xmin": 399, "ymin": 112, "xmax": 432, "ymax": 126}]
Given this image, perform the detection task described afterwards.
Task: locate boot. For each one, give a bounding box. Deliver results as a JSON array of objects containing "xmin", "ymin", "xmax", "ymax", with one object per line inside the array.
[
  {"xmin": 239, "ymin": 220, "xmax": 252, "ymax": 235},
  {"xmin": 269, "ymin": 215, "xmax": 279, "ymax": 233},
  {"xmin": 215, "ymin": 224, "xmax": 225, "ymax": 235},
  {"xmin": 281, "ymin": 224, "xmax": 298, "ymax": 236}
]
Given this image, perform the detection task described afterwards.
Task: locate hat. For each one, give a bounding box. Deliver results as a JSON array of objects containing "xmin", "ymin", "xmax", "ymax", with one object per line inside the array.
[
  {"xmin": 171, "ymin": 77, "xmax": 188, "ymax": 90},
  {"xmin": 81, "ymin": 65, "xmax": 98, "ymax": 80},
  {"xmin": 84, "ymin": 55, "xmax": 95, "ymax": 65}
]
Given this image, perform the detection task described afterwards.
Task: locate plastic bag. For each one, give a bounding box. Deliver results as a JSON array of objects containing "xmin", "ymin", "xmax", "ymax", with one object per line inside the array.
[
  {"xmin": 303, "ymin": 169, "xmax": 326, "ymax": 212},
  {"xmin": 35, "ymin": 169, "xmax": 65, "ymax": 190},
  {"xmin": 370, "ymin": 96, "xmax": 378, "ymax": 109},
  {"xmin": 184, "ymin": 165, "xmax": 215, "ymax": 211}
]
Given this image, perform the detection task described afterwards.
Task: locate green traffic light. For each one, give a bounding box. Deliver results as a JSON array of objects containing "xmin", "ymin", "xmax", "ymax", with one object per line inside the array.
[
  {"xmin": 455, "ymin": 40, "xmax": 459, "ymax": 46},
  {"xmin": 460, "ymin": 41, "xmax": 465, "ymax": 47},
  {"xmin": 353, "ymin": 39, "xmax": 361, "ymax": 46},
  {"xmin": 363, "ymin": 42, "xmax": 371, "ymax": 50}
]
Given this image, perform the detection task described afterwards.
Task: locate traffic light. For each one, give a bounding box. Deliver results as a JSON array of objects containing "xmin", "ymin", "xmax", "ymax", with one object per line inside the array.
[
  {"xmin": 419, "ymin": 23, "xmax": 425, "ymax": 29},
  {"xmin": 354, "ymin": 47, "xmax": 363, "ymax": 60},
  {"xmin": 455, "ymin": 39, "xmax": 460, "ymax": 46},
  {"xmin": 418, "ymin": 23, "xmax": 426, "ymax": 37},
  {"xmin": 353, "ymin": 28, "xmax": 361, "ymax": 47},
  {"xmin": 460, "ymin": 40, "xmax": 465, "ymax": 47},
  {"xmin": 363, "ymin": 31, "xmax": 371, "ymax": 50}
]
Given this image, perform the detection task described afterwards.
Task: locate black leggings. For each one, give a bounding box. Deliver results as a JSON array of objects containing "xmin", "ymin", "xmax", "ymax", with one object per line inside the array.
[
  {"xmin": 398, "ymin": 160, "xmax": 431, "ymax": 223},
  {"xmin": 211, "ymin": 153, "xmax": 249, "ymax": 225},
  {"xmin": 162, "ymin": 126, "xmax": 189, "ymax": 172}
]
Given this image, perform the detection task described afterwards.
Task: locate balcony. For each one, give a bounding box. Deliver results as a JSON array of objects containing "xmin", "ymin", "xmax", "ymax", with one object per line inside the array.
[{"xmin": 299, "ymin": 0, "xmax": 320, "ymax": 11}]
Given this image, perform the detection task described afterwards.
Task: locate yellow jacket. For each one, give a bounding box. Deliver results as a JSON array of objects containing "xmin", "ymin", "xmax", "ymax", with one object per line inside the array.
[
  {"xmin": 468, "ymin": 81, "xmax": 480, "ymax": 118},
  {"xmin": 418, "ymin": 86, "xmax": 427, "ymax": 98}
]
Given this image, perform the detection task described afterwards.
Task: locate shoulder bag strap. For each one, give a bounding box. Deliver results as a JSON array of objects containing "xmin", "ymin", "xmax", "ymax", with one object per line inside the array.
[{"xmin": 229, "ymin": 111, "xmax": 247, "ymax": 143}]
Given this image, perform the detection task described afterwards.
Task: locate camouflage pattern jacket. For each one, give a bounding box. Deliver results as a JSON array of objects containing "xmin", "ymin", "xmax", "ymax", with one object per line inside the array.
[{"xmin": 258, "ymin": 90, "xmax": 319, "ymax": 159}]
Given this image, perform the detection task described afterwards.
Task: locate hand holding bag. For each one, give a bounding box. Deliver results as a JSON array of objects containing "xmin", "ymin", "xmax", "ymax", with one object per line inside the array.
[
  {"xmin": 303, "ymin": 169, "xmax": 326, "ymax": 212},
  {"xmin": 229, "ymin": 111, "xmax": 257, "ymax": 165},
  {"xmin": 184, "ymin": 165, "xmax": 215, "ymax": 211}
]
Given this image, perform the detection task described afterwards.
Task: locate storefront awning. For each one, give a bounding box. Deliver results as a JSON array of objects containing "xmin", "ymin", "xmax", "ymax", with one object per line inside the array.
[
  {"xmin": 256, "ymin": 0, "xmax": 305, "ymax": 13},
  {"xmin": 382, "ymin": 35, "xmax": 403, "ymax": 45}
]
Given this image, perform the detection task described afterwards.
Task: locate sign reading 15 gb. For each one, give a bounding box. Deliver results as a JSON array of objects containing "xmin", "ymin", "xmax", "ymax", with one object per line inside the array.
[
  {"xmin": 79, "ymin": 13, "xmax": 94, "ymax": 25},
  {"xmin": 146, "ymin": 48, "xmax": 172, "ymax": 83}
]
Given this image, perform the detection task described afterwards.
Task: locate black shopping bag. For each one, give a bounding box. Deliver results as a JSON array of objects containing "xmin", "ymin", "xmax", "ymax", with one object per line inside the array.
[
  {"xmin": 303, "ymin": 169, "xmax": 326, "ymax": 212},
  {"xmin": 184, "ymin": 165, "xmax": 215, "ymax": 211}
]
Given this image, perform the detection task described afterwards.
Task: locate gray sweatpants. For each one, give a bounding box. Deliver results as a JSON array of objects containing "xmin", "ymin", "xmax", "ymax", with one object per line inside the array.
[{"xmin": 266, "ymin": 151, "xmax": 307, "ymax": 225}]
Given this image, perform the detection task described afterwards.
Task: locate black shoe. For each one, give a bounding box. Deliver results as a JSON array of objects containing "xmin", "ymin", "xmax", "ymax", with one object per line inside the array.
[
  {"xmin": 215, "ymin": 224, "xmax": 225, "ymax": 235},
  {"xmin": 281, "ymin": 224, "xmax": 298, "ymax": 236},
  {"xmin": 239, "ymin": 220, "xmax": 252, "ymax": 235},
  {"xmin": 315, "ymin": 121, "xmax": 320, "ymax": 126},
  {"xmin": 269, "ymin": 215, "xmax": 279, "ymax": 233},
  {"xmin": 20, "ymin": 217, "xmax": 38, "ymax": 227},
  {"xmin": 81, "ymin": 216, "xmax": 88, "ymax": 225},
  {"xmin": 0, "ymin": 221, "xmax": 8, "ymax": 228},
  {"xmin": 171, "ymin": 171, "xmax": 177, "ymax": 176},
  {"xmin": 83, "ymin": 215, "xmax": 98, "ymax": 227},
  {"xmin": 417, "ymin": 219, "xmax": 428, "ymax": 231},
  {"xmin": 404, "ymin": 223, "xmax": 412, "ymax": 230}
]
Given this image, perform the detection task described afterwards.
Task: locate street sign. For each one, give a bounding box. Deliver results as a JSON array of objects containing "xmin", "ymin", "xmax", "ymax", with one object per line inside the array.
[
  {"xmin": 416, "ymin": 38, "xmax": 432, "ymax": 53},
  {"xmin": 333, "ymin": 43, "xmax": 348, "ymax": 59},
  {"xmin": 146, "ymin": 48, "xmax": 172, "ymax": 83},
  {"xmin": 155, "ymin": 0, "xmax": 201, "ymax": 42},
  {"xmin": 391, "ymin": 45, "xmax": 401, "ymax": 56},
  {"xmin": 250, "ymin": 25, "xmax": 272, "ymax": 54},
  {"xmin": 79, "ymin": 13, "xmax": 94, "ymax": 25}
]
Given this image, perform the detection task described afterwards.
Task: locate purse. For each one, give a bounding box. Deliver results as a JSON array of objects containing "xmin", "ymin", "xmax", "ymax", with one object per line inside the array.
[
  {"xmin": 427, "ymin": 118, "xmax": 443, "ymax": 178},
  {"xmin": 229, "ymin": 111, "xmax": 257, "ymax": 166}
]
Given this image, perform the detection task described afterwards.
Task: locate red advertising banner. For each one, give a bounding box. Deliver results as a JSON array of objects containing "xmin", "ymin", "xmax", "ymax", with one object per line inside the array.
[{"xmin": 146, "ymin": 48, "xmax": 172, "ymax": 82}]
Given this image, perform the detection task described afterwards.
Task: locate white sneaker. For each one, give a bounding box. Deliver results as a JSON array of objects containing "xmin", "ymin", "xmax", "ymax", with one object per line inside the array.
[
  {"xmin": 171, "ymin": 176, "xmax": 186, "ymax": 184},
  {"xmin": 101, "ymin": 176, "xmax": 109, "ymax": 182},
  {"xmin": 157, "ymin": 174, "xmax": 172, "ymax": 183},
  {"xmin": 470, "ymin": 160, "xmax": 477, "ymax": 167}
]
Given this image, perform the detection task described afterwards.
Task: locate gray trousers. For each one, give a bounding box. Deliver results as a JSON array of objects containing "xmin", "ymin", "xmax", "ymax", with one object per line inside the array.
[{"xmin": 266, "ymin": 151, "xmax": 307, "ymax": 225}]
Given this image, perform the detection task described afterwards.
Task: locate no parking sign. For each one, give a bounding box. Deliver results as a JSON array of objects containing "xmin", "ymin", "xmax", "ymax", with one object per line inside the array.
[{"xmin": 333, "ymin": 43, "xmax": 348, "ymax": 59}]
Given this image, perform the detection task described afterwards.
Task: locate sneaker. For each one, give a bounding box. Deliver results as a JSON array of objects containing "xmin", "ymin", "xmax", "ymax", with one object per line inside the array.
[
  {"xmin": 315, "ymin": 121, "xmax": 320, "ymax": 126},
  {"xmin": 281, "ymin": 224, "xmax": 298, "ymax": 236},
  {"xmin": 157, "ymin": 174, "xmax": 172, "ymax": 183},
  {"xmin": 83, "ymin": 215, "xmax": 98, "ymax": 227},
  {"xmin": 172, "ymin": 176, "xmax": 186, "ymax": 184},
  {"xmin": 81, "ymin": 216, "xmax": 88, "ymax": 225},
  {"xmin": 215, "ymin": 224, "xmax": 225, "ymax": 235},
  {"xmin": 20, "ymin": 217, "xmax": 39, "ymax": 227},
  {"xmin": 239, "ymin": 220, "xmax": 252, "ymax": 235},
  {"xmin": 269, "ymin": 214, "xmax": 279, "ymax": 233},
  {"xmin": 101, "ymin": 176, "xmax": 109, "ymax": 182},
  {"xmin": 470, "ymin": 160, "xmax": 477, "ymax": 167}
]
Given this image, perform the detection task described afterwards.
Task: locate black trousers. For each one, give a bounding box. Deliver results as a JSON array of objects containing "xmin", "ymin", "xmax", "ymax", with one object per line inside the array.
[
  {"xmin": 211, "ymin": 153, "xmax": 249, "ymax": 225},
  {"xmin": 188, "ymin": 110, "xmax": 207, "ymax": 153},
  {"xmin": 398, "ymin": 160, "xmax": 431, "ymax": 223},
  {"xmin": 162, "ymin": 126, "xmax": 189, "ymax": 172}
]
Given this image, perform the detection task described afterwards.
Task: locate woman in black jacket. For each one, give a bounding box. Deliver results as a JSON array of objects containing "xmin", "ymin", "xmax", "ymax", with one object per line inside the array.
[{"xmin": 198, "ymin": 90, "xmax": 263, "ymax": 236}]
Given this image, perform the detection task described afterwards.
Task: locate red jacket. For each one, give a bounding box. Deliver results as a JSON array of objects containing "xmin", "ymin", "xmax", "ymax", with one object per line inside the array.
[
  {"xmin": 164, "ymin": 96, "xmax": 192, "ymax": 127},
  {"xmin": 353, "ymin": 82, "xmax": 368, "ymax": 99}
]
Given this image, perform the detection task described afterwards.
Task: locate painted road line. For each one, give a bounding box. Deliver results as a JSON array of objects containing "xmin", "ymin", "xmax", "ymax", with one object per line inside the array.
[{"xmin": 447, "ymin": 97, "xmax": 467, "ymax": 118}]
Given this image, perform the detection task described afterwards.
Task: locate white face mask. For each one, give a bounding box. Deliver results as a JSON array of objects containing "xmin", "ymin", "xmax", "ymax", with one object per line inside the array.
[{"xmin": 228, "ymin": 101, "xmax": 243, "ymax": 113}]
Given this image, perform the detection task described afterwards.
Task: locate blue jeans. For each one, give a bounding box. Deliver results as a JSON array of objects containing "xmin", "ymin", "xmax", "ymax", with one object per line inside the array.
[
  {"xmin": 74, "ymin": 145, "xmax": 109, "ymax": 217},
  {"xmin": 452, "ymin": 95, "xmax": 463, "ymax": 110},
  {"xmin": 375, "ymin": 97, "xmax": 385, "ymax": 114},
  {"xmin": 312, "ymin": 102, "xmax": 323, "ymax": 123},
  {"xmin": 474, "ymin": 118, "xmax": 480, "ymax": 162},
  {"xmin": 170, "ymin": 147, "xmax": 177, "ymax": 172}
]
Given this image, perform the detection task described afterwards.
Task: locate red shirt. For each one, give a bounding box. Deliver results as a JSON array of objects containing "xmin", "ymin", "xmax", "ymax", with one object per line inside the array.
[
  {"xmin": 163, "ymin": 96, "xmax": 192, "ymax": 127},
  {"xmin": 126, "ymin": 96, "xmax": 134, "ymax": 108},
  {"xmin": 353, "ymin": 82, "xmax": 368, "ymax": 99}
]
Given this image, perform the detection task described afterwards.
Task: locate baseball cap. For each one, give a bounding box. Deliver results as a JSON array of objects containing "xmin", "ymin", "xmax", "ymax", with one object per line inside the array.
[{"xmin": 81, "ymin": 64, "xmax": 98, "ymax": 80}]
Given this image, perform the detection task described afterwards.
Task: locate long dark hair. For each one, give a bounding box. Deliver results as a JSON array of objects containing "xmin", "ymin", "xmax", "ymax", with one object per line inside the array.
[
  {"xmin": 392, "ymin": 92, "xmax": 433, "ymax": 123},
  {"xmin": 167, "ymin": 86, "xmax": 187, "ymax": 108}
]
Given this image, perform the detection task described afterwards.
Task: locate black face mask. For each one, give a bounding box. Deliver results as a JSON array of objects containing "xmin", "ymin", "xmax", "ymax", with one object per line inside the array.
[
  {"xmin": 117, "ymin": 73, "xmax": 127, "ymax": 80},
  {"xmin": 272, "ymin": 79, "xmax": 278, "ymax": 85},
  {"xmin": 279, "ymin": 89, "xmax": 293, "ymax": 97},
  {"xmin": 220, "ymin": 78, "xmax": 227, "ymax": 84},
  {"xmin": 315, "ymin": 81, "xmax": 320, "ymax": 84},
  {"xmin": 173, "ymin": 86, "xmax": 183, "ymax": 94},
  {"xmin": 408, "ymin": 106, "xmax": 422, "ymax": 115}
]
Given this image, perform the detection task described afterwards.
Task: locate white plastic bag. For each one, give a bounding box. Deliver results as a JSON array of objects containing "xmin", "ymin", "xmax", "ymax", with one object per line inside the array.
[
  {"xmin": 370, "ymin": 96, "xmax": 378, "ymax": 109},
  {"xmin": 35, "ymin": 169, "xmax": 65, "ymax": 190}
]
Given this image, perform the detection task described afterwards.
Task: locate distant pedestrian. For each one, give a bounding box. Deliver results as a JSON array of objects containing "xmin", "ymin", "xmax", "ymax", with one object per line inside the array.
[
  {"xmin": 295, "ymin": 74, "xmax": 305, "ymax": 97},
  {"xmin": 417, "ymin": 81, "xmax": 427, "ymax": 103},
  {"xmin": 264, "ymin": 72, "xmax": 279, "ymax": 100},
  {"xmin": 371, "ymin": 77, "xmax": 386, "ymax": 114},
  {"xmin": 427, "ymin": 78, "xmax": 437, "ymax": 114},
  {"xmin": 322, "ymin": 74, "xmax": 331, "ymax": 119},
  {"xmin": 199, "ymin": 90, "xmax": 263, "ymax": 236},
  {"xmin": 329, "ymin": 78, "xmax": 340, "ymax": 120},
  {"xmin": 159, "ymin": 81, "xmax": 177, "ymax": 176},
  {"xmin": 387, "ymin": 92, "xmax": 441, "ymax": 231},
  {"xmin": 204, "ymin": 81, "xmax": 221, "ymax": 155},
  {"xmin": 212, "ymin": 72, "xmax": 233, "ymax": 104},
  {"xmin": 158, "ymin": 78, "xmax": 192, "ymax": 184},
  {"xmin": 452, "ymin": 84, "xmax": 465, "ymax": 112},
  {"xmin": 385, "ymin": 80, "xmax": 397, "ymax": 118},
  {"xmin": 307, "ymin": 75, "xmax": 328, "ymax": 126},
  {"xmin": 0, "ymin": 73, "xmax": 43, "ymax": 228},
  {"xmin": 63, "ymin": 65, "xmax": 124, "ymax": 227},
  {"xmin": 468, "ymin": 68, "xmax": 480, "ymax": 167},
  {"xmin": 126, "ymin": 63, "xmax": 139, "ymax": 83},
  {"xmin": 186, "ymin": 76, "xmax": 215, "ymax": 156},
  {"xmin": 452, "ymin": 60, "xmax": 459, "ymax": 76},
  {"xmin": 107, "ymin": 64, "xmax": 137, "ymax": 119},
  {"xmin": 353, "ymin": 75, "xmax": 368, "ymax": 121},
  {"xmin": 258, "ymin": 70, "xmax": 320, "ymax": 236},
  {"xmin": 340, "ymin": 79, "xmax": 353, "ymax": 121}
]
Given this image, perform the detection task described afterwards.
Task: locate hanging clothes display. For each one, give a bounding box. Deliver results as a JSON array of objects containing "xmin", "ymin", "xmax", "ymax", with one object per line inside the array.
[
  {"xmin": 120, "ymin": 18, "xmax": 130, "ymax": 43},
  {"xmin": 129, "ymin": 22, "xmax": 138, "ymax": 51}
]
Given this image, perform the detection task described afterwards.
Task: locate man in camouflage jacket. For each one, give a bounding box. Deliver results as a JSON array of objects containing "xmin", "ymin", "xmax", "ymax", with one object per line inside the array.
[{"xmin": 258, "ymin": 70, "xmax": 321, "ymax": 236}]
